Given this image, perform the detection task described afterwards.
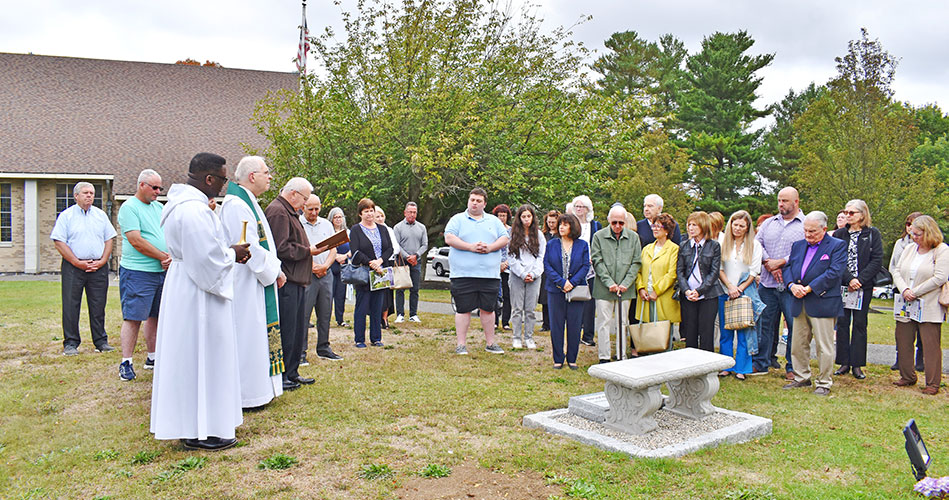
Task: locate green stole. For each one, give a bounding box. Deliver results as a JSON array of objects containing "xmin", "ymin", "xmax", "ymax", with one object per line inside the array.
[{"xmin": 226, "ymin": 182, "xmax": 285, "ymax": 377}]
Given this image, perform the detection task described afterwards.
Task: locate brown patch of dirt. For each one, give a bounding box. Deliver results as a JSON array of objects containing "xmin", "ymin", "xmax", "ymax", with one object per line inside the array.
[
  {"xmin": 394, "ymin": 462, "xmax": 561, "ymax": 500},
  {"xmin": 794, "ymin": 466, "xmax": 856, "ymax": 484}
]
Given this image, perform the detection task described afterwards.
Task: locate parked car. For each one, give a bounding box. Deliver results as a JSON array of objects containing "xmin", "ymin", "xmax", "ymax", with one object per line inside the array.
[
  {"xmin": 872, "ymin": 286, "xmax": 894, "ymax": 299},
  {"xmin": 431, "ymin": 247, "xmax": 450, "ymax": 277},
  {"xmin": 426, "ymin": 247, "xmax": 440, "ymax": 261}
]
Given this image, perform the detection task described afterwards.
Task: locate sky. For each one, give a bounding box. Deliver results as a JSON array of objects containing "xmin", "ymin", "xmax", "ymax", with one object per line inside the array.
[{"xmin": 4, "ymin": 0, "xmax": 948, "ymax": 119}]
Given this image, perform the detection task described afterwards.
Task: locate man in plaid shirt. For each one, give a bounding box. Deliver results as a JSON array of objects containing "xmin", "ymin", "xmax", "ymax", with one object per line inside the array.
[{"xmin": 753, "ymin": 187, "xmax": 805, "ymax": 377}]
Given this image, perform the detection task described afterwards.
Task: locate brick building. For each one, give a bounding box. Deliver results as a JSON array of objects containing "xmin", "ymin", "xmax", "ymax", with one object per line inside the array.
[{"xmin": 0, "ymin": 53, "xmax": 297, "ymax": 273}]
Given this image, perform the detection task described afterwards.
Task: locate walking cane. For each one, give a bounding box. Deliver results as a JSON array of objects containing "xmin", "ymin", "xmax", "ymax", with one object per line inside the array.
[{"xmin": 616, "ymin": 294, "xmax": 626, "ymax": 360}]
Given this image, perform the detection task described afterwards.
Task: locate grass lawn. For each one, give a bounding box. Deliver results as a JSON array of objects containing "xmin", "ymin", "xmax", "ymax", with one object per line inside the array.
[{"xmin": 1, "ymin": 280, "xmax": 947, "ymax": 499}]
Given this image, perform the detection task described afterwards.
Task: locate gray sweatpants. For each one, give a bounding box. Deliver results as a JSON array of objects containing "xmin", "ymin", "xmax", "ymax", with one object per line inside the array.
[{"xmin": 509, "ymin": 275, "xmax": 542, "ymax": 342}]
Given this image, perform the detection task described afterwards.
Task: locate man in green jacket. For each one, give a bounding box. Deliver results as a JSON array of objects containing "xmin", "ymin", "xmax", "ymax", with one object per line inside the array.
[{"xmin": 591, "ymin": 205, "xmax": 642, "ymax": 363}]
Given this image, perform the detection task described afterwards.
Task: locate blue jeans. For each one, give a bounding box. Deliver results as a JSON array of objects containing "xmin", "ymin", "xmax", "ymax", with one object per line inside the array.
[
  {"xmin": 718, "ymin": 295, "xmax": 752, "ymax": 374},
  {"xmin": 395, "ymin": 263, "xmax": 422, "ymax": 317},
  {"xmin": 330, "ymin": 262, "xmax": 347, "ymax": 325},
  {"xmin": 580, "ymin": 277, "xmax": 596, "ymax": 343},
  {"xmin": 755, "ymin": 286, "xmax": 794, "ymax": 372}
]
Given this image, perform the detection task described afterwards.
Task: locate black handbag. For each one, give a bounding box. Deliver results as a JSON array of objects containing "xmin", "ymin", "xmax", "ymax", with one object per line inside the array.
[
  {"xmin": 873, "ymin": 268, "xmax": 892, "ymax": 287},
  {"xmin": 341, "ymin": 250, "xmax": 369, "ymax": 286}
]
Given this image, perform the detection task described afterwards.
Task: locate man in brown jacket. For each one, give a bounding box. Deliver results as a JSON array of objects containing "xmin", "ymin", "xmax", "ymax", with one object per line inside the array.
[{"xmin": 264, "ymin": 177, "xmax": 324, "ymax": 390}]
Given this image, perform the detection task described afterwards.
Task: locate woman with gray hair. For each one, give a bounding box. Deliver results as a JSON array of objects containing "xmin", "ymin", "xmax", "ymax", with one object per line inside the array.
[
  {"xmin": 831, "ymin": 199, "xmax": 883, "ymax": 380},
  {"xmin": 568, "ymin": 195, "xmax": 602, "ymax": 346},
  {"xmin": 327, "ymin": 207, "xmax": 350, "ymax": 327}
]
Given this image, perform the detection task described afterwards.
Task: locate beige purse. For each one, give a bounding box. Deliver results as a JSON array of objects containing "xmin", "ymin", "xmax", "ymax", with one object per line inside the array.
[
  {"xmin": 938, "ymin": 281, "xmax": 949, "ymax": 308},
  {"xmin": 391, "ymin": 256, "xmax": 413, "ymax": 290},
  {"xmin": 627, "ymin": 299, "xmax": 671, "ymax": 354}
]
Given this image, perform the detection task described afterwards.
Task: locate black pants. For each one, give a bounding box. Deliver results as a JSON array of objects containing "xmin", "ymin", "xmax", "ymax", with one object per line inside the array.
[
  {"xmin": 680, "ymin": 296, "xmax": 718, "ymax": 352},
  {"xmin": 835, "ymin": 287, "xmax": 871, "ymax": 367},
  {"xmin": 304, "ymin": 273, "xmax": 334, "ymax": 356},
  {"xmin": 278, "ymin": 282, "xmax": 307, "ymax": 380},
  {"xmin": 496, "ymin": 273, "xmax": 512, "ymax": 327},
  {"xmin": 61, "ymin": 259, "xmax": 110, "ymax": 348}
]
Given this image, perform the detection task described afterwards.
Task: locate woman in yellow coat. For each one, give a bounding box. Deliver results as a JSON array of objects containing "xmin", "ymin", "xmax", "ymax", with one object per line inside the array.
[{"xmin": 636, "ymin": 213, "xmax": 681, "ymax": 325}]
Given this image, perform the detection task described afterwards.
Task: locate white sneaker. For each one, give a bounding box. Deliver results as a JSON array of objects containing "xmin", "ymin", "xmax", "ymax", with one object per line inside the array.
[
  {"xmin": 395, "ymin": 315, "xmax": 405, "ymax": 323},
  {"xmin": 455, "ymin": 344, "xmax": 468, "ymax": 355},
  {"xmin": 409, "ymin": 315, "xmax": 421, "ymax": 323},
  {"xmin": 525, "ymin": 339, "xmax": 536, "ymax": 350},
  {"xmin": 512, "ymin": 338, "xmax": 522, "ymax": 349}
]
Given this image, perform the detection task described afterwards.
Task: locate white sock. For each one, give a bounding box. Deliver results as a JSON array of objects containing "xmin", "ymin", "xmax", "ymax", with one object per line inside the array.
[
  {"xmin": 122, "ymin": 357, "xmax": 133, "ymax": 365},
  {"xmin": 147, "ymin": 352, "xmax": 156, "ymax": 361}
]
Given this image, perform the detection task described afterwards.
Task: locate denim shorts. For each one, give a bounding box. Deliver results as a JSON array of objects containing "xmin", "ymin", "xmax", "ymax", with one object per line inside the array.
[{"xmin": 119, "ymin": 266, "xmax": 165, "ymax": 321}]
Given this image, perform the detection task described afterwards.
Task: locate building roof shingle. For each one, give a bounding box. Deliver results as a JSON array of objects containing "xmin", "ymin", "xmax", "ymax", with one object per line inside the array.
[{"xmin": 0, "ymin": 52, "xmax": 297, "ymax": 195}]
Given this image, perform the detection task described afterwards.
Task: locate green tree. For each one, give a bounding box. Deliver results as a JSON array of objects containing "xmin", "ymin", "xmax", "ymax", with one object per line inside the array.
[
  {"xmin": 609, "ymin": 129, "xmax": 694, "ymax": 223},
  {"xmin": 792, "ymin": 29, "xmax": 940, "ymax": 245},
  {"xmin": 251, "ymin": 0, "xmax": 645, "ymax": 232},
  {"xmin": 759, "ymin": 83, "xmax": 825, "ymax": 189},
  {"xmin": 914, "ymin": 103, "xmax": 949, "ymax": 144},
  {"xmin": 673, "ymin": 30, "xmax": 774, "ymax": 214},
  {"xmin": 593, "ymin": 31, "xmax": 686, "ymax": 122}
]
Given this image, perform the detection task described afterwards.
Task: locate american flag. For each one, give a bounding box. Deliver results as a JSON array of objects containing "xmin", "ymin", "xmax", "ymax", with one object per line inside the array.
[{"xmin": 295, "ymin": 2, "xmax": 309, "ymax": 74}]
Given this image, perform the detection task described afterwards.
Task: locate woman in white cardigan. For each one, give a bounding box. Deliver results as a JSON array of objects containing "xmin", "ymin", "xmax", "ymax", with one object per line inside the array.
[
  {"xmin": 891, "ymin": 215, "xmax": 949, "ymax": 395},
  {"xmin": 508, "ymin": 205, "xmax": 546, "ymax": 350}
]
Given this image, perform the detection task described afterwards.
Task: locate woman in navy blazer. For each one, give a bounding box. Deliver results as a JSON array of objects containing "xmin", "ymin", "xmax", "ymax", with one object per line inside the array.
[
  {"xmin": 544, "ymin": 213, "xmax": 591, "ymax": 369},
  {"xmin": 676, "ymin": 211, "xmax": 724, "ymax": 352},
  {"xmin": 349, "ymin": 198, "xmax": 394, "ymax": 348}
]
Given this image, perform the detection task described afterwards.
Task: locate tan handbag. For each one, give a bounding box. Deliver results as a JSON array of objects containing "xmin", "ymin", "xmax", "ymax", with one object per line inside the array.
[
  {"xmin": 391, "ymin": 256, "xmax": 413, "ymax": 290},
  {"xmin": 938, "ymin": 281, "xmax": 949, "ymax": 308},
  {"xmin": 627, "ymin": 300, "xmax": 671, "ymax": 354}
]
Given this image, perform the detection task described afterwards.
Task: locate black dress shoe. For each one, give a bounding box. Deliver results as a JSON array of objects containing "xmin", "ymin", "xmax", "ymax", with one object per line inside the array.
[
  {"xmin": 852, "ymin": 366, "xmax": 866, "ymax": 379},
  {"xmin": 890, "ymin": 362, "xmax": 899, "ymax": 370},
  {"xmin": 291, "ymin": 376, "xmax": 315, "ymax": 385},
  {"xmin": 180, "ymin": 437, "xmax": 238, "ymax": 451},
  {"xmin": 282, "ymin": 379, "xmax": 300, "ymax": 390},
  {"xmin": 833, "ymin": 365, "xmax": 851, "ymax": 376},
  {"xmin": 580, "ymin": 339, "xmax": 595, "ymax": 346}
]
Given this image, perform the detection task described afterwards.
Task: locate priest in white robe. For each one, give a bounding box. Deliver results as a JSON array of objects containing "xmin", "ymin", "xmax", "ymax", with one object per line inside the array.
[
  {"xmin": 150, "ymin": 152, "xmax": 251, "ymax": 451},
  {"xmin": 220, "ymin": 156, "xmax": 286, "ymax": 408}
]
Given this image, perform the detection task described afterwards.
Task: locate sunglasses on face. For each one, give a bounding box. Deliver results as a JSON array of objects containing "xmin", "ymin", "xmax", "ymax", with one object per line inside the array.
[
  {"xmin": 843, "ymin": 210, "xmax": 859, "ymax": 216},
  {"xmin": 145, "ymin": 183, "xmax": 163, "ymax": 192}
]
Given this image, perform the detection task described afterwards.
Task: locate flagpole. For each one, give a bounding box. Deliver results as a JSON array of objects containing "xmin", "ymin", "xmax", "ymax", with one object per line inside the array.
[{"xmin": 296, "ymin": 0, "xmax": 309, "ymax": 77}]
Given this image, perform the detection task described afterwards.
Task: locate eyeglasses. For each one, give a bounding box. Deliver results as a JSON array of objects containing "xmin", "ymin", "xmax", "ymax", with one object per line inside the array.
[
  {"xmin": 609, "ymin": 221, "xmax": 625, "ymax": 226},
  {"xmin": 843, "ymin": 210, "xmax": 859, "ymax": 216},
  {"xmin": 208, "ymin": 173, "xmax": 228, "ymax": 183},
  {"xmin": 145, "ymin": 183, "xmax": 163, "ymax": 192}
]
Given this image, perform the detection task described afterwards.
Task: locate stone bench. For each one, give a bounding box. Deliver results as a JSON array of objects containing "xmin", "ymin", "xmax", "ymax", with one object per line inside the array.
[{"xmin": 586, "ymin": 348, "xmax": 735, "ymax": 435}]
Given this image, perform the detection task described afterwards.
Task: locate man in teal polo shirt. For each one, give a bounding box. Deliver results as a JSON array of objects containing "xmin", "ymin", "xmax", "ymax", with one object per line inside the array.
[
  {"xmin": 116, "ymin": 169, "xmax": 171, "ymax": 381},
  {"xmin": 444, "ymin": 187, "xmax": 510, "ymax": 355}
]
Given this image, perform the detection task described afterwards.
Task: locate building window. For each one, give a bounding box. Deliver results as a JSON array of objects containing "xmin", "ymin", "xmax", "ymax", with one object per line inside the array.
[
  {"xmin": 0, "ymin": 183, "xmax": 10, "ymax": 242},
  {"xmin": 56, "ymin": 183, "xmax": 103, "ymax": 215}
]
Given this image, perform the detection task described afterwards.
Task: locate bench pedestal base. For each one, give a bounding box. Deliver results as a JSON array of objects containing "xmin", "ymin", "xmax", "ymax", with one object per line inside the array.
[{"xmin": 602, "ymin": 382, "xmax": 663, "ymax": 435}]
